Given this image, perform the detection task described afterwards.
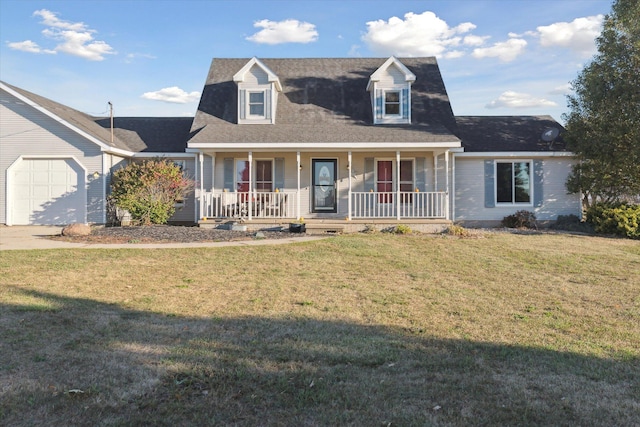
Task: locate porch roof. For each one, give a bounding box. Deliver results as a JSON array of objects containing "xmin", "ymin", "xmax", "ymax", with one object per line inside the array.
[{"xmin": 188, "ymin": 58, "xmax": 461, "ymax": 147}]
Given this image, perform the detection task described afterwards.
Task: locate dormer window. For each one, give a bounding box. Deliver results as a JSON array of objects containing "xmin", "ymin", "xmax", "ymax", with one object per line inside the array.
[
  {"xmin": 384, "ymin": 90, "xmax": 401, "ymax": 116},
  {"xmin": 248, "ymin": 91, "xmax": 265, "ymax": 117},
  {"xmin": 233, "ymin": 57, "xmax": 282, "ymax": 125},
  {"xmin": 367, "ymin": 57, "xmax": 416, "ymax": 125}
]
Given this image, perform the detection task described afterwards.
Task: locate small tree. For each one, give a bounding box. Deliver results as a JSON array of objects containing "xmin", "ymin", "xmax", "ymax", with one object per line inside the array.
[{"xmin": 109, "ymin": 159, "xmax": 195, "ymax": 225}]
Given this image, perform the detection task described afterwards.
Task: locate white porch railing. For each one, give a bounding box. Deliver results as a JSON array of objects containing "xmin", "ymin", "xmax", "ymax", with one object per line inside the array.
[
  {"xmin": 351, "ymin": 191, "xmax": 447, "ymax": 219},
  {"xmin": 201, "ymin": 190, "xmax": 447, "ymax": 220},
  {"xmin": 201, "ymin": 191, "xmax": 295, "ymax": 219}
]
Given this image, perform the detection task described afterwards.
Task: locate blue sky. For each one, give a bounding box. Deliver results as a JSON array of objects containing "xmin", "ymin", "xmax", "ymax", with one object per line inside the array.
[{"xmin": 0, "ymin": 0, "xmax": 611, "ymax": 122}]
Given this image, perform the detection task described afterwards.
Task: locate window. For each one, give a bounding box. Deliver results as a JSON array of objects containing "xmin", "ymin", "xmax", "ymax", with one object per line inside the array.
[
  {"xmin": 255, "ymin": 160, "xmax": 272, "ymax": 192},
  {"xmin": 496, "ymin": 161, "xmax": 531, "ymax": 204},
  {"xmin": 173, "ymin": 160, "xmax": 186, "ymax": 205},
  {"xmin": 376, "ymin": 160, "xmax": 414, "ymax": 203},
  {"xmin": 236, "ymin": 160, "xmax": 250, "ymax": 193},
  {"xmin": 384, "ymin": 91, "xmax": 401, "ymax": 116},
  {"xmin": 248, "ymin": 91, "xmax": 265, "ymax": 117}
]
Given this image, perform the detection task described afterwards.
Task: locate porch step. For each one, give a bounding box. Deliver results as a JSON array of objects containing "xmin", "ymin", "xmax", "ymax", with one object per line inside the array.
[{"xmin": 303, "ymin": 223, "xmax": 345, "ymax": 235}]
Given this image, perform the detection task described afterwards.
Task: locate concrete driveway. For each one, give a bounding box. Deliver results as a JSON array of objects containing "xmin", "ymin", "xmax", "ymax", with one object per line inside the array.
[{"xmin": 0, "ymin": 225, "xmax": 323, "ymax": 250}]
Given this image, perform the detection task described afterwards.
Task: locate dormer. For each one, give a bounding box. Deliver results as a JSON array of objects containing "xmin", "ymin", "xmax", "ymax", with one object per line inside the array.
[
  {"xmin": 367, "ymin": 56, "xmax": 416, "ymax": 125},
  {"xmin": 233, "ymin": 57, "xmax": 282, "ymax": 124}
]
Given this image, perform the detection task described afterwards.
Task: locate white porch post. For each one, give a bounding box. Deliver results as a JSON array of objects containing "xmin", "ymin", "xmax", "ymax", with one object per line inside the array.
[
  {"xmin": 434, "ymin": 154, "xmax": 438, "ymax": 191},
  {"xmin": 198, "ymin": 152, "xmax": 204, "ymax": 220},
  {"xmin": 396, "ymin": 150, "xmax": 401, "ymax": 221},
  {"xmin": 348, "ymin": 151, "xmax": 352, "ymax": 221},
  {"xmin": 445, "ymin": 150, "xmax": 450, "ymax": 220},
  {"xmin": 296, "ymin": 151, "xmax": 301, "ymax": 220},
  {"xmin": 248, "ymin": 151, "xmax": 253, "ymax": 220}
]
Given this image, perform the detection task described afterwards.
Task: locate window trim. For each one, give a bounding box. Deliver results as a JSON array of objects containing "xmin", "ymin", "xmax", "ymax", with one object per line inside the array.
[
  {"xmin": 247, "ymin": 90, "xmax": 266, "ymax": 118},
  {"xmin": 383, "ymin": 90, "xmax": 401, "ymax": 117},
  {"xmin": 494, "ymin": 160, "xmax": 533, "ymax": 206}
]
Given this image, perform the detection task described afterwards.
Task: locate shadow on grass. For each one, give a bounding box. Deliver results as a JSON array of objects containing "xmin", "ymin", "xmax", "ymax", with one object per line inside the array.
[{"xmin": 1, "ymin": 289, "xmax": 638, "ymax": 426}]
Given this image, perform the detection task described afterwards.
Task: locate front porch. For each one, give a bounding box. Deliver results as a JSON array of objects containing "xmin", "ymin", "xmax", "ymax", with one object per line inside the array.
[{"xmin": 199, "ymin": 190, "xmax": 448, "ymax": 221}]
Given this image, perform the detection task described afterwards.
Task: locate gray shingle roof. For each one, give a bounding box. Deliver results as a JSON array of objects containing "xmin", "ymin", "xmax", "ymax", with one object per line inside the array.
[
  {"xmin": 1, "ymin": 81, "xmax": 135, "ymax": 153},
  {"xmin": 94, "ymin": 117, "xmax": 192, "ymax": 153},
  {"xmin": 2, "ymin": 81, "xmax": 193, "ymax": 154},
  {"xmin": 454, "ymin": 116, "xmax": 567, "ymax": 152},
  {"xmin": 189, "ymin": 57, "xmax": 460, "ymax": 145}
]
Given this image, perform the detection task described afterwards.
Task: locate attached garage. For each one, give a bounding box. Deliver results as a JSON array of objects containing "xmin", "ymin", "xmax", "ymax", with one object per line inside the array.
[{"xmin": 8, "ymin": 157, "xmax": 86, "ymax": 225}]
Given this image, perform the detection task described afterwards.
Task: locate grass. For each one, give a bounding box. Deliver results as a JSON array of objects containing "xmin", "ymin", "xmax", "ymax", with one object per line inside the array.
[{"xmin": 0, "ymin": 232, "xmax": 639, "ymax": 426}]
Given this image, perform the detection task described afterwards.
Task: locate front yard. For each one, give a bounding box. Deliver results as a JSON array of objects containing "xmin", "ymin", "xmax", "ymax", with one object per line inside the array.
[{"xmin": 1, "ymin": 232, "xmax": 638, "ymax": 425}]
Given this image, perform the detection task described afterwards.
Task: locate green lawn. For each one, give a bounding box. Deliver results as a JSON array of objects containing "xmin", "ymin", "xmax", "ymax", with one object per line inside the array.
[{"xmin": 1, "ymin": 232, "xmax": 639, "ymax": 426}]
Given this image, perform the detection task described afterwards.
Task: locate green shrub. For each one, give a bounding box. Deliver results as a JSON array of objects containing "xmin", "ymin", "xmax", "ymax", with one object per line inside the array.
[
  {"xmin": 446, "ymin": 224, "xmax": 472, "ymax": 237},
  {"xmin": 392, "ymin": 224, "xmax": 411, "ymax": 234},
  {"xmin": 501, "ymin": 210, "xmax": 537, "ymax": 229},
  {"xmin": 109, "ymin": 159, "xmax": 195, "ymax": 225},
  {"xmin": 586, "ymin": 203, "xmax": 640, "ymax": 239}
]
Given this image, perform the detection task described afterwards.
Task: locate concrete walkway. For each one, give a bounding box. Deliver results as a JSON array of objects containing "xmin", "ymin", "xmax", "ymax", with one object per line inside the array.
[{"xmin": 0, "ymin": 226, "xmax": 324, "ymax": 251}]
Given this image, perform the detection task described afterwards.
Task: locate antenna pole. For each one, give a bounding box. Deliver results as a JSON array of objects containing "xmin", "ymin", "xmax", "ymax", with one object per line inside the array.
[{"xmin": 108, "ymin": 101, "xmax": 114, "ymax": 144}]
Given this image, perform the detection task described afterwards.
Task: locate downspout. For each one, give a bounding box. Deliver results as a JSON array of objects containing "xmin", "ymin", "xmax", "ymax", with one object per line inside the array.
[
  {"xmin": 452, "ymin": 152, "xmax": 456, "ymax": 222},
  {"xmin": 445, "ymin": 150, "xmax": 450, "ymax": 220},
  {"xmin": 396, "ymin": 151, "xmax": 401, "ymax": 221},
  {"xmin": 297, "ymin": 151, "xmax": 301, "ymax": 220},
  {"xmin": 348, "ymin": 151, "xmax": 352, "ymax": 221},
  {"xmin": 199, "ymin": 152, "xmax": 204, "ymax": 221},
  {"xmin": 102, "ymin": 153, "xmax": 108, "ymax": 224}
]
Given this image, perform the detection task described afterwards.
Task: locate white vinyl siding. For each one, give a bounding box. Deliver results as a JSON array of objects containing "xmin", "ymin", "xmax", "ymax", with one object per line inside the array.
[{"xmin": 454, "ymin": 157, "xmax": 582, "ymax": 222}]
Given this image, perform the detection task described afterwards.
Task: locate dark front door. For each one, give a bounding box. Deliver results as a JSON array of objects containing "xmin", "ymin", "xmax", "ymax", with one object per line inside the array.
[{"xmin": 312, "ymin": 159, "xmax": 337, "ymax": 213}]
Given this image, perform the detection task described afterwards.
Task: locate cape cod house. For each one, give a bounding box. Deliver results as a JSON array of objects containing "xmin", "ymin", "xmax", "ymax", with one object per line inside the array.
[{"xmin": 0, "ymin": 56, "xmax": 582, "ymax": 229}]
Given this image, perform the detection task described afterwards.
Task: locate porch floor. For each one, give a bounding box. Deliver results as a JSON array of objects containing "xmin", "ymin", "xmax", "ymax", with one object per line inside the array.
[{"xmin": 198, "ymin": 217, "xmax": 452, "ymax": 234}]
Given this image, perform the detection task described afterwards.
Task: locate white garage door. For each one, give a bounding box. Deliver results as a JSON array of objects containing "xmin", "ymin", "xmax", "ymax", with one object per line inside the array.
[{"xmin": 11, "ymin": 158, "xmax": 86, "ymax": 225}]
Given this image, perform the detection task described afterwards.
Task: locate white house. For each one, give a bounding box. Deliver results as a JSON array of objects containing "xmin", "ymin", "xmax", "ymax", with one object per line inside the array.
[{"xmin": 0, "ymin": 56, "xmax": 581, "ymax": 229}]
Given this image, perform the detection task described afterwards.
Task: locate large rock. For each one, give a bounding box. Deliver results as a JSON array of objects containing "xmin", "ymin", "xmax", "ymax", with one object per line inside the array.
[{"xmin": 62, "ymin": 223, "xmax": 91, "ymax": 236}]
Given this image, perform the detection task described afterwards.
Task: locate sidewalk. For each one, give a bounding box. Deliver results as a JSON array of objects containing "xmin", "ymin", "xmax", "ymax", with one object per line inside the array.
[{"xmin": 0, "ymin": 226, "xmax": 323, "ymax": 251}]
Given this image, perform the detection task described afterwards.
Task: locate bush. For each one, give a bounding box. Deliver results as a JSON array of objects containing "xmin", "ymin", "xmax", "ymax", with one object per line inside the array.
[
  {"xmin": 501, "ymin": 210, "xmax": 537, "ymax": 229},
  {"xmin": 109, "ymin": 159, "xmax": 195, "ymax": 225},
  {"xmin": 586, "ymin": 203, "xmax": 640, "ymax": 239},
  {"xmin": 446, "ymin": 224, "xmax": 472, "ymax": 237}
]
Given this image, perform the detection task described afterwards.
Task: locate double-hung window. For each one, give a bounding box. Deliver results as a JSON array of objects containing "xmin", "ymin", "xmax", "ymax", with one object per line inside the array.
[
  {"xmin": 248, "ymin": 91, "xmax": 265, "ymax": 117},
  {"xmin": 384, "ymin": 91, "xmax": 401, "ymax": 116},
  {"xmin": 496, "ymin": 161, "xmax": 532, "ymax": 204}
]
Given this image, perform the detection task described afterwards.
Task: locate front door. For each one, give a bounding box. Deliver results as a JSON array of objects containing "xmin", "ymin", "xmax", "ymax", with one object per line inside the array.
[{"xmin": 312, "ymin": 159, "xmax": 337, "ymax": 213}]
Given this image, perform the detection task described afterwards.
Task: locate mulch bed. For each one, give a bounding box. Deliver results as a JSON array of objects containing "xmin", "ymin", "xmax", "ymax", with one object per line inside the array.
[{"xmin": 52, "ymin": 225, "xmax": 306, "ymax": 244}]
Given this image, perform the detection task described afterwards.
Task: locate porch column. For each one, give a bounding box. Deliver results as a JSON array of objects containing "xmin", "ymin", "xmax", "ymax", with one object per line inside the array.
[
  {"xmin": 199, "ymin": 152, "xmax": 204, "ymax": 220},
  {"xmin": 445, "ymin": 150, "xmax": 450, "ymax": 220},
  {"xmin": 248, "ymin": 151, "xmax": 253, "ymax": 220},
  {"xmin": 434, "ymin": 154, "xmax": 438, "ymax": 191},
  {"xmin": 296, "ymin": 151, "xmax": 301, "ymax": 220},
  {"xmin": 348, "ymin": 151, "xmax": 352, "ymax": 221},
  {"xmin": 396, "ymin": 151, "xmax": 401, "ymax": 221}
]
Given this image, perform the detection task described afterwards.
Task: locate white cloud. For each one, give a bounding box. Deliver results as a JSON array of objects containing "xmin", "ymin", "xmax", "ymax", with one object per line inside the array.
[
  {"xmin": 536, "ymin": 15, "xmax": 604, "ymax": 56},
  {"xmin": 472, "ymin": 38, "xmax": 527, "ymax": 62},
  {"xmin": 361, "ymin": 11, "xmax": 477, "ymax": 57},
  {"xmin": 486, "ymin": 91, "xmax": 557, "ymax": 109},
  {"xmin": 463, "ymin": 34, "xmax": 489, "ymax": 47},
  {"xmin": 7, "ymin": 9, "xmax": 116, "ymax": 61},
  {"xmin": 141, "ymin": 87, "xmax": 201, "ymax": 104},
  {"xmin": 246, "ymin": 19, "xmax": 318, "ymax": 44},
  {"xmin": 549, "ymin": 83, "xmax": 572, "ymax": 95},
  {"xmin": 7, "ymin": 40, "xmax": 55, "ymax": 54}
]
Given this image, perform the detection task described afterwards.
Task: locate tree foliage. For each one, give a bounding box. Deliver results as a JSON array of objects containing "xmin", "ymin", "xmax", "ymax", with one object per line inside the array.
[
  {"xmin": 563, "ymin": 0, "xmax": 640, "ymax": 207},
  {"xmin": 109, "ymin": 159, "xmax": 195, "ymax": 225}
]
